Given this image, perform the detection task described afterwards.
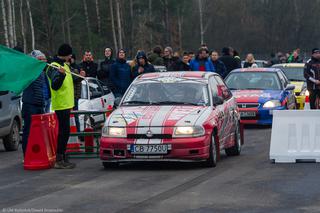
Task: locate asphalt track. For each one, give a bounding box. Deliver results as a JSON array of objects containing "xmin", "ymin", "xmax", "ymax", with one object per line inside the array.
[{"xmin": 0, "ymin": 127, "xmax": 320, "ymax": 213}]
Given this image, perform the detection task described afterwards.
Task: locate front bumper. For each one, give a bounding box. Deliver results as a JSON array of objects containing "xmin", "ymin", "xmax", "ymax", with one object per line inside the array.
[
  {"xmin": 239, "ymin": 106, "xmax": 286, "ymax": 125},
  {"xmin": 100, "ymin": 135, "xmax": 211, "ymax": 162}
]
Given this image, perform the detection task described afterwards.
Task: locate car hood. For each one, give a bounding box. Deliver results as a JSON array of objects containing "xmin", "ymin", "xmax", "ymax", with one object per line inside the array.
[
  {"xmin": 106, "ymin": 105, "xmax": 209, "ymax": 127},
  {"xmin": 231, "ymin": 90, "xmax": 282, "ymax": 103}
]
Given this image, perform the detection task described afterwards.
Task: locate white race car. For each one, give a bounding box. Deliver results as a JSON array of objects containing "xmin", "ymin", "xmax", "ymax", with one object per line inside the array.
[{"xmin": 78, "ymin": 77, "xmax": 115, "ymax": 130}]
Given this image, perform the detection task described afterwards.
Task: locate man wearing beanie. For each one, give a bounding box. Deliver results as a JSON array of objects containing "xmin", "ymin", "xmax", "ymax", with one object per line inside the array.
[
  {"xmin": 21, "ymin": 50, "xmax": 47, "ymax": 157},
  {"xmin": 46, "ymin": 44, "xmax": 76, "ymax": 169},
  {"xmin": 304, "ymin": 48, "xmax": 320, "ymax": 109}
]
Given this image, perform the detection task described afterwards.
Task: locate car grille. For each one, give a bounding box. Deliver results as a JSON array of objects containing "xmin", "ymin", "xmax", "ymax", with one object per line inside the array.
[
  {"xmin": 237, "ymin": 103, "xmax": 260, "ymax": 108},
  {"xmin": 127, "ymin": 134, "xmax": 172, "ymax": 139}
]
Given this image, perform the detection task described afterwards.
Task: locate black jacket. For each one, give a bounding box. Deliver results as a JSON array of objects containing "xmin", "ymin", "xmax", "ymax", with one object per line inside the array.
[
  {"xmin": 70, "ymin": 63, "xmax": 83, "ymax": 100},
  {"xmin": 304, "ymin": 57, "xmax": 320, "ymax": 90},
  {"xmin": 79, "ymin": 61, "xmax": 98, "ymax": 78},
  {"xmin": 46, "ymin": 56, "xmax": 67, "ymax": 91},
  {"xmin": 98, "ymin": 57, "xmax": 115, "ymax": 90},
  {"xmin": 163, "ymin": 57, "xmax": 180, "ymax": 71},
  {"xmin": 219, "ymin": 55, "xmax": 241, "ymax": 75},
  {"xmin": 211, "ymin": 60, "xmax": 227, "ymax": 78},
  {"xmin": 175, "ymin": 61, "xmax": 191, "ymax": 71}
]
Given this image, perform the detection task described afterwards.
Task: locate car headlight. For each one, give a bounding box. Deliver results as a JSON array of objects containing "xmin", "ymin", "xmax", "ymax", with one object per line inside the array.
[
  {"xmin": 301, "ymin": 89, "xmax": 309, "ymax": 97},
  {"xmin": 173, "ymin": 126, "xmax": 205, "ymax": 138},
  {"xmin": 102, "ymin": 126, "xmax": 126, "ymax": 138},
  {"xmin": 263, "ymin": 100, "xmax": 281, "ymax": 108}
]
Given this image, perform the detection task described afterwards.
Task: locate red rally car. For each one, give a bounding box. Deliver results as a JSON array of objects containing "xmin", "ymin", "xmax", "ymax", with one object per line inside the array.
[{"xmin": 100, "ymin": 72, "xmax": 243, "ymax": 168}]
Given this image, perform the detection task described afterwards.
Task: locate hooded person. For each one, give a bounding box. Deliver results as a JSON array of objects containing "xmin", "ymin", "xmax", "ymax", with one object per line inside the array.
[
  {"xmin": 219, "ymin": 47, "xmax": 240, "ymax": 77},
  {"xmin": 110, "ymin": 49, "xmax": 132, "ymax": 97},
  {"xmin": 98, "ymin": 47, "xmax": 115, "ymax": 91},
  {"xmin": 132, "ymin": 51, "xmax": 156, "ymax": 78}
]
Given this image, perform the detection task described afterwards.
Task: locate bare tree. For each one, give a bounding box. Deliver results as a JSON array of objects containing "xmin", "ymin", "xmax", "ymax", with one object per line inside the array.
[
  {"xmin": 7, "ymin": 0, "xmax": 14, "ymax": 47},
  {"xmin": 95, "ymin": 0, "xmax": 101, "ymax": 34},
  {"xmin": 115, "ymin": 0, "xmax": 123, "ymax": 49},
  {"xmin": 109, "ymin": 0, "xmax": 118, "ymax": 52},
  {"xmin": 1, "ymin": 0, "xmax": 9, "ymax": 46},
  {"xmin": 19, "ymin": 0, "xmax": 27, "ymax": 52},
  {"xmin": 148, "ymin": 0, "xmax": 152, "ymax": 48},
  {"xmin": 198, "ymin": 0, "xmax": 204, "ymax": 45},
  {"xmin": 11, "ymin": 0, "xmax": 16, "ymax": 46},
  {"xmin": 26, "ymin": 0, "xmax": 35, "ymax": 50},
  {"xmin": 83, "ymin": 0, "xmax": 92, "ymax": 49},
  {"xmin": 65, "ymin": 0, "xmax": 72, "ymax": 45}
]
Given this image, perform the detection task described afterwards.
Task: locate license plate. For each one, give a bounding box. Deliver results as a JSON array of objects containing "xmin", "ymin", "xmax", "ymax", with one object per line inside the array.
[
  {"xmin": 130, "ymin": 144, "xmax": 168, "ymax": 154},
  {"xmin": 240, "ymin": 111, "xmax": 256, "ymax": 117}
]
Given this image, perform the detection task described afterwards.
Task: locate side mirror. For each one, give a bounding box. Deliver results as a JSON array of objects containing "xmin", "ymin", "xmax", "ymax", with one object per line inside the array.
[
  {"xmin": 212, "ymin": 96, "xmax": 224, "ymax": 106},
  {"xmin": 285, "ymin": 84, "xmax": 295, "ymax": 91},
  {"xmin": 114, "ymin": 97, "xmax": 122, "ymax": 108}
]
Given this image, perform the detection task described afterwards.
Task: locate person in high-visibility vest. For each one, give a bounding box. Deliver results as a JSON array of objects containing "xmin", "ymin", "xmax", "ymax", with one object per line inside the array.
[{"xmin": 46, "ymin": 44, "xmax": 75, "ymax": 169}]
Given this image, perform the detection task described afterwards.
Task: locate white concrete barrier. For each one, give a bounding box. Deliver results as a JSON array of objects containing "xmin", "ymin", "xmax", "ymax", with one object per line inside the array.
[{"xmin": 270, "ymin": 110, "xmax": 320, "ymax": 163}]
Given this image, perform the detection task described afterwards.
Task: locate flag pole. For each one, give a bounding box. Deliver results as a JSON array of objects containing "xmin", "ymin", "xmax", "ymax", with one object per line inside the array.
[{"xmin": 46, "ymin": 63, "xmax": 85, "ymax": 79}]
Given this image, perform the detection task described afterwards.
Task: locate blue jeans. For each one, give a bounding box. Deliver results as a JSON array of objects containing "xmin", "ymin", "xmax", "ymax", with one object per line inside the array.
[{"xmin": 22, "ymin": 103, "xmax": 44, "ymax": 155}]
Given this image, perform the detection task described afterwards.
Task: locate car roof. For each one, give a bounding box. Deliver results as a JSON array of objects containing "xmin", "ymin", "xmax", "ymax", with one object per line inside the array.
[
  {"xmin": 272, "ymin": 63, "xmax": 305, "ymax": 68},
  {"xmin": 137, "ymin": 71, "xmax": 218, "ymax": 81},
  {"xmin": 231, "ymin": 68, "xmax": 281, "ymax": 73}
]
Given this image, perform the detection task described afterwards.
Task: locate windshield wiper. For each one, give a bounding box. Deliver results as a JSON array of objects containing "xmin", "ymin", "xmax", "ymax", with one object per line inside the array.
[
  {"xmin": 122, "ymin": 100, "xmax": 150, "ymax": 105},
  {"xmin": 151, "ymin": 101, "xmax": 202, "ymax": 106},
  {"xmin": 242, "ymin": 88, "xmax": 263, "ymax": 90}
]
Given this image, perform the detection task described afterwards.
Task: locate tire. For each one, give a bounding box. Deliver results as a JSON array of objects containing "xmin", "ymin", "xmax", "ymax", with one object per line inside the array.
[
  {"xmin": 3, "ymin": 119, "xmax": 20, "ymax": 151},
  {"xmin": 102, "ymin": 162, "xmax": 119, "ymax": 169},
  {"xmin": 204, "ymin": 134, "xmax": 217, "ymax": 167},
  {"xmin": 225, "ymin": 122, "xmax": 241, "ymax": 156}
]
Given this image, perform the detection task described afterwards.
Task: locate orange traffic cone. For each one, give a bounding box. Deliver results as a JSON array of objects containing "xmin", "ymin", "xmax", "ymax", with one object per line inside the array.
[
  {"xmin": 304, "ymin": 94, "xmax": 310, "ymax": 110},
  {"xmin": 66, "ymin": 114, "xmax": 82, "ymax": 153}
]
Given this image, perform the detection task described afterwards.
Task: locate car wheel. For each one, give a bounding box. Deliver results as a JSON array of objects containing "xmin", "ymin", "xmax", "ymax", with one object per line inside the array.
[
  {"xmin": 225, "ymin": 122, "xmax": 241, "ymax": 156},
  {"xmin": 102, "ymin": 162, "xmax": 119, "ymax": 169},
  {"xmin": 3, "ymin": 119, "xmax": 20, "ymax": 151},
  {"xmin": 204, "ymin": 134, "xmax": 217, "ymax": 167}
]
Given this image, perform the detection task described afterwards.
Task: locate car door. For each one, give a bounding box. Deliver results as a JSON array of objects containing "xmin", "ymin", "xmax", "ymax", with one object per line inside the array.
[
  {"xmin": 214, "ymin": 75, "xmax": 236, "ymax": 142},
  {"xmin": 209, "ymin": 76, "xmax": 227, "ymax": 147},
  {"xmin": 97, "ymin": 80, "xmax": 115, "ymax": 108}
]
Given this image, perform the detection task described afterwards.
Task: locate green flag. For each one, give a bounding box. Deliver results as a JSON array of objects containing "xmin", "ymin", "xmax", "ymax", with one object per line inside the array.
[{"xmin": 0, "ymin": 45, "xmax": 47, "ymax": 94}]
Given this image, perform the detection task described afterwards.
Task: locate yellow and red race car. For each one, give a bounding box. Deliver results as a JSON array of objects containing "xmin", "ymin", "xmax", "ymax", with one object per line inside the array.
[{"xmin": 272, "ymin": 63, "xmax": 306, "ymax": 109}]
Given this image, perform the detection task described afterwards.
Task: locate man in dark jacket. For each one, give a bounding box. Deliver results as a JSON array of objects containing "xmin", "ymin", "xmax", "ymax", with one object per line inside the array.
[
  {"xmin": 148, "ymin": 46, "xmax": 164, "ymax": 66},
  {"xmin": 22, "ymin": 50, "xmax": 46, "ymax": 156},
  {"xmin": 210, "ymin": 51, "xmax": 227, "ymax": 78},
  {"xmin": 79, "ymin": 51, "xmax": 98, "ymax": 78},
  {"xmin": 219, "ymin": 47, "xmax": 241, "ymax": 76},
  {"xmin": 163, "ymin": 46, "xmax": 180, "ymax": 71},
  {"xmin": 46, "ymin": 44, "xmax": 76, "ymax": 169},
  {"xmin": 304, "ymin": 48, "xmax": 320, "ymax": 109},
  {"xmin": 132, "ymin": 51, "xmax": 155, "ymax": 78},
  {"xmin": 98, "ymin": 47, "xmax": 115, "ymax": 91},
  {"xmin": 110, "ymin": 49, "xmax": 132, "ymax": 97},
  {"xmin": 175, "ymin": 52, "xmax": 191, "ymax": 71}
]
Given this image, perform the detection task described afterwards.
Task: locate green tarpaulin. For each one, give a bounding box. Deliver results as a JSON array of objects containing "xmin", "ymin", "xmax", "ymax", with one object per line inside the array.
[{"xmin": 0, "ymin": 45, "xmax": 47, "ymax": 94}]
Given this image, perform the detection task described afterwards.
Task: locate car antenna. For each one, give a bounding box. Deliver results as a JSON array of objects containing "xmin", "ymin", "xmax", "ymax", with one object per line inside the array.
[{"xmin": 120, "ymin": 113, "xmax": 128, "ymax": 125}]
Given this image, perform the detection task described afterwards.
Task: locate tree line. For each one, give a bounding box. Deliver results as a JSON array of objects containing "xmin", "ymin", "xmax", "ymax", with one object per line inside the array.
[{"xmin": 1, "ymin": 0, "xmax": 320, "ymax": 59}]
